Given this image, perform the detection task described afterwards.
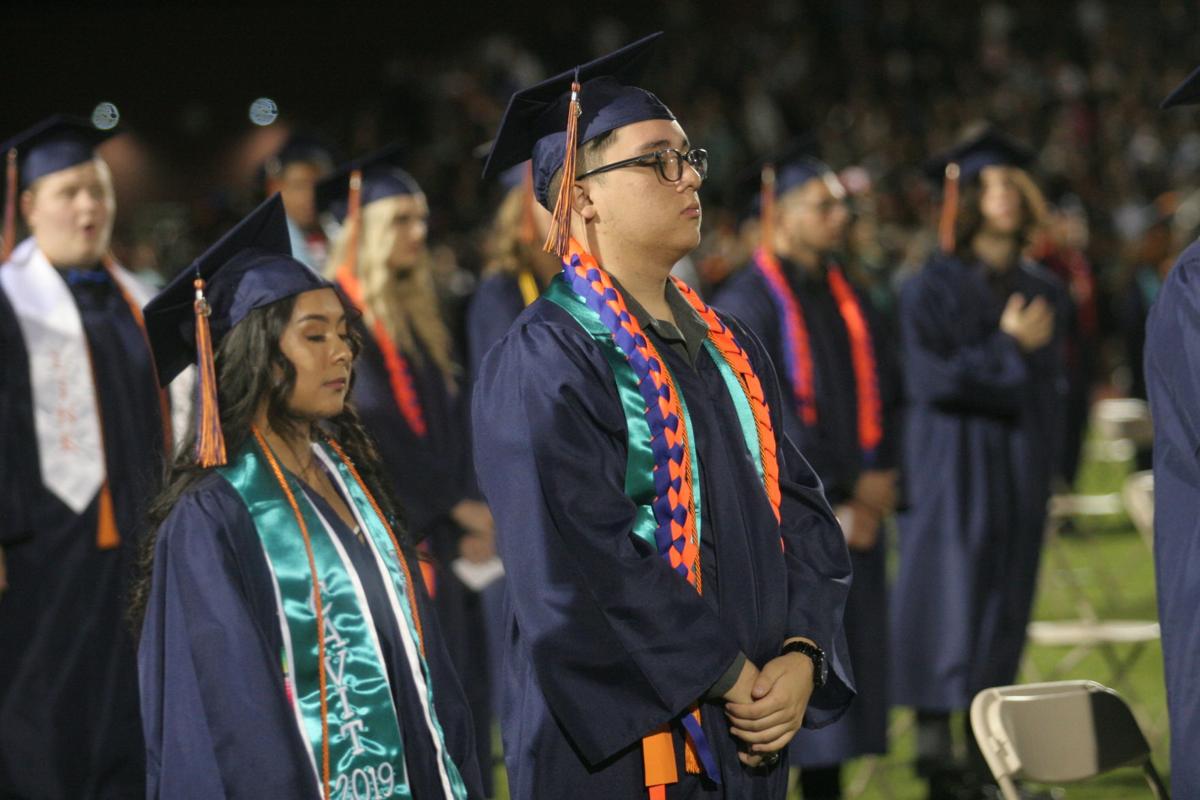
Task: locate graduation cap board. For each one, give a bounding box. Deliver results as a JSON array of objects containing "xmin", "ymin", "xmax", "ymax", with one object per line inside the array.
[
  {"xmin": 481, "ymin": 31, "xmax": 675, "ymax": 256},
  {"xmin": 2, "ymin": 114, "xmax": 117, "ymax": 260},
  {"xmin": 314, "ymin": 143, "xmax": 419, "ymax": 225},
  {"xmin": 927, "ymin": 128, "xmax": 1035, "ymax": 252},
  {"xmin": 263, "ymin": 132, "xmax": 336, "ymax": 179},
  {"xmin": 1162, "ymin": 65, "xmax": 1200, "ymax": 109},
  {"xmin": 145, "ymin": 193, "xmax": 334, "ymax": 466}
]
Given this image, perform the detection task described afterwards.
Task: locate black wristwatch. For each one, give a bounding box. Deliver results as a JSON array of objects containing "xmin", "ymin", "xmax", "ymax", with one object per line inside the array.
[{"xmin": 781, "ymin": 639, "xmax": 827, "ymax": 690}]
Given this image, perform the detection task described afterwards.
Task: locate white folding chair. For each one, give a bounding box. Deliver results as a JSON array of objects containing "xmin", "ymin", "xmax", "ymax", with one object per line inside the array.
[{"xmin": 970, "ymin": 680, "xmax": 1169, "ymax": 799}]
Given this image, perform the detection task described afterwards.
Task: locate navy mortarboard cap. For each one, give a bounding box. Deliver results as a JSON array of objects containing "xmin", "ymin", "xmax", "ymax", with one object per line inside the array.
[
  {"xmin": 314, "ymin": 143, "xmax": 420, "ymax": 224},
  {"xmin": 924, "ymin": 128, "xmax": 1034, "ymax": 185},
  {"xmin": 737, "ymin": 136, "xmax": 835, "ymax": 217},
  {"xmin": 147, "ymin": 194, "xmax": 333, "ymax": 386},
  {"xmin": 3, "ymin": 114, "xmax": 117, "ymax": 260},
  {"xmin": 1162, "ymin": 65, "xmax": 1200, "ymax": 109},
  {"xmin": 481, "ymin": 32, "xmax": 675, "ymax": 255},
  {"xmin": 927, "ymin": 128, "xmax": 1034, "ymax": 253},
  {"xmin": 2, "ymin": 114, "xmax": 116, "ymax": 188},
  {"xmin": 262, "ymin": 132, "xmax": 336, "ymax": 180},
  {"xmin": 146, "ymin": 194, "xmax": 334, "ymax": 466}
]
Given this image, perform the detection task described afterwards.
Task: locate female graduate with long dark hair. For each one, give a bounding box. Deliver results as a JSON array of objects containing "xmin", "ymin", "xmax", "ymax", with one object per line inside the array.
[{"xmin": 132, "ymin": 195, "xmax": 483, "ymax": 799}]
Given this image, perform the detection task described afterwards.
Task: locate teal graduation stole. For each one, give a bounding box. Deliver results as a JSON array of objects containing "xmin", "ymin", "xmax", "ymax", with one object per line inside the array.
[
  {"xmin": 546, "ymin": 276, "xmax": 768, "ymax": 550},
  {"xmin": 218, "ymin": 431, "xmax": 468, "ymax": 800}
]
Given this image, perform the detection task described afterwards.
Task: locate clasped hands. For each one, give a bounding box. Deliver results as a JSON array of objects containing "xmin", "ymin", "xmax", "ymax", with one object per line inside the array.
[{"xmin": 722, "ymin": 640, "xmax": 817, "ymax": 768}]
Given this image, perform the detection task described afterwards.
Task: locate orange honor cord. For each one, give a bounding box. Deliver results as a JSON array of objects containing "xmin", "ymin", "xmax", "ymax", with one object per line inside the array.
[
  {"xmin": 252, "ymin": 426, "xmax": 332, "ymax": 799},
  {"xmin": 826, "ymin": 267, "xmax": 883, "ymax": 456},
  {"xmin": 938, "ymin": 162, "xmax": 961, "ymax": 254},
  {"xmin": 673, "ymin": 277, "xmax": 782, "ymax": 522},
  {"xmin": 325, "ymin": 437, "xmax": 426, "ymax": 657},
  {"xmin": 542, "ymin": 78, "xmax": 582, "ymax": 259}
]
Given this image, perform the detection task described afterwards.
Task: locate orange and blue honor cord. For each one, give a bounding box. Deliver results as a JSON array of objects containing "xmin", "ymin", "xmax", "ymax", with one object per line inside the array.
[{"xmin": 559, "ymin": 239, "xmax": 785, "ymax": 789}]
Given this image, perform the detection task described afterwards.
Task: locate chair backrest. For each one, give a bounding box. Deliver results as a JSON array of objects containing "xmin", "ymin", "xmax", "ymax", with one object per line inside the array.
[
  {"xmin": 1123, "ymin": 470, "xmax": 1155, "ymax": 551},
  {"xmin": 1092, "ymin": 398, "xmax": 1154, "ymax": 447},
  {"xmin": 971, "ymin": 681, "xmax": 1151, "ymax": 785}
]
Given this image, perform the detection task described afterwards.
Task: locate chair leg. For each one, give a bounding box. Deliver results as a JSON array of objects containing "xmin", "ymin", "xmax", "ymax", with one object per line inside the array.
[
  {"xmin": 1143, "ymin": 761, "xmax": 1171, "ymax": 800},
  {"xmin": 996, "ymin": 775, "xmax": 1022, "ymax": 800}
]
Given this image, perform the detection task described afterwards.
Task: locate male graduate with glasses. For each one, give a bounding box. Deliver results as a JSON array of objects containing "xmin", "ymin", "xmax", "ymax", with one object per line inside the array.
[{"xmin": 472, "ymin": 33, "xmax": 853, "ymax": 799}]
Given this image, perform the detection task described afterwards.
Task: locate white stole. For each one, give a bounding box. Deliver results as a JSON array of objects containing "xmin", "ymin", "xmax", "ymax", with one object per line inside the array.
[{"xmin": 0, "ymin": 237, "xmax": 191, "ymax": 512}]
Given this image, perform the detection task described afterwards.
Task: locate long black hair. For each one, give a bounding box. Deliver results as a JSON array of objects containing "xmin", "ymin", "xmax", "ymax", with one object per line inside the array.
[{"xmin": 127, "ymin": 292, "xmax": 407, "ymax": 636}]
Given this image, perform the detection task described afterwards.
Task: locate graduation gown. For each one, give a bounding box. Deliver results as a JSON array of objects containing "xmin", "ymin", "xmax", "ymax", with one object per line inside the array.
[
  {"xmin": 472, "ymin": 280, "xmax": 854, "ymax": 799},
  {"xmin": 713, "ymin": 257, "xmax": 900, "ymax": 766},
  {"xmin": 891, "ymin": 254, "xmax": 1067, "ymax": 711},
  {"xmin": 465, "ymin": 273, "xmax": 527, "ymax": 383},
  {"xmin": 1144, "ymin": 240, "xmax": 1200, "ymax": 799},
  {"xmin": 138, "ymin": 471, "xmax": 484, "ymax": 799},
  {"xmin": 351, "ymin": 324, "xmax": 493, "ymax": 792},
  {"xmin": 0, "ymin": 258, "xmax": 164, "ymax": 799}
]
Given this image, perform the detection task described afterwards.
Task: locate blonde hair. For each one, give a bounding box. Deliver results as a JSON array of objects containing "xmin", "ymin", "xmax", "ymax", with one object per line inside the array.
[
  {"xmin": 326, "ymin": 194, "xmax": 458, "ymax": 387},
  {"xmin": 484, "ymin": 184, "xmax": 546, "ymax": 277}
]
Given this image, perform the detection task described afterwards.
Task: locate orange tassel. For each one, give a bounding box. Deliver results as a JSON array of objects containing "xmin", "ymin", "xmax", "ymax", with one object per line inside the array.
[
  {"xmin": 542, "ymin": 79, "xmax": 582, "ymax": 259},
  {"xmin": 95, "ymin": 482, "xmax": 120, "ymax": 549},
  {"xmin": 3, "ymin": 148, "xmax": 17, "ymax": 262},
  {"xmin": 344, "ymin": 169, "xmax": 364, "ymax": 279},
  {"xmin": 759, "ymin": 163, "xmax": 777, "ymax": 253},
  {"xmin": 642, "ymin": 725, "xmax": 677, "ymax": 790},
  {"xmin": 938, "ymin": 162, "xmax": 960, "ymax": 254},
  {"xmin": 193, "ymin": 277, "xmax": 226, "ymax": 467}
]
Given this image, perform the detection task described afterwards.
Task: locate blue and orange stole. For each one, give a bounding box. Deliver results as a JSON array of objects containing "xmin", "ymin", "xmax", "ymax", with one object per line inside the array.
[
  {"xmin": 546, "ymin": 239, "xmax": 781, "ymax": 798},
  {"xmin": 752, "ymin": 247, "xmax": 883, "ymax": 462}
]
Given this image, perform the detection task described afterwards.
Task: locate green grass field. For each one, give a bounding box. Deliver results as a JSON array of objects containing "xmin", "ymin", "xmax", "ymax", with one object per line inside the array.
[{"xmin": 489, "ymin": 438, "xmax": 1169, "ymax": 799}]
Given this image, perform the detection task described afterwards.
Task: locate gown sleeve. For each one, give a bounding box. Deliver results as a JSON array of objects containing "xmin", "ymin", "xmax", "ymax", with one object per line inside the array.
[
  {"xmin": 138, "ymin": 478, "xmax": 318, "ymax": 800},
  {"xmin": 898, "ymin": 267, "xmax": 1029, "ymax": 416},
  {"xmin": 471, "ymin": 320, "xmax": 745, "ymax": 765},
  {"xmin": 723, "ymin": 314, "xmax": 855, "ymax": 726}
]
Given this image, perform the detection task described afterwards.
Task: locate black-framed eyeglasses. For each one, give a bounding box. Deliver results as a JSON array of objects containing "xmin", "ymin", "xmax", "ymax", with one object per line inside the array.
[{"xmin": 576, "ymin": 147, "xmax": 709, "ymax": 183}]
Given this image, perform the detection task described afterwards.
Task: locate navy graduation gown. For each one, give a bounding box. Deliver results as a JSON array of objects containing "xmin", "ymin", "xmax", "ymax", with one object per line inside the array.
[
  {"xmin": 350, "ymin": 324, "xmax": 494, "ymax": 792},
  {"xmin": 0, "ymin": 267, "xmax": 163, "ymax": 799},
  {"xmin": 1144, "ymin": 240, "xmax": 1200, "ymax": 799},
  {"xmin": 465, "ymin": 273, "xmax": 527, "ymax": 383},
  {"xmin": 472, "ymin": 287, "xmax": 854, "ymax": 799},
  {"xmin": 138, "ymin": 472, "xmax": 484, "ymax": 799},
  {"xmin": 891, "ymin": 254, "xmax": 1067, "ymax": 711},
  {"xmin": 713, "ymin": 258, "xmax": 900, "ymax": 766}
]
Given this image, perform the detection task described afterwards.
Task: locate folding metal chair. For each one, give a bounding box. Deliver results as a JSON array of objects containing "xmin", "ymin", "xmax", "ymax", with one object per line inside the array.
[{"xmin": 970, "ymin": 680, "xmax": 1169, "ymax": 799}]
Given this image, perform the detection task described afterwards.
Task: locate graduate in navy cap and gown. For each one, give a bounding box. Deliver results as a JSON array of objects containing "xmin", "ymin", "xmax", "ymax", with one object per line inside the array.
[
  {"xmin": 473, "ymin": 33, "xmax": 854, "ymax": 800},
  {"xmin": 317, "ymin": 150, "xmax": 498, "ymax": 795},
  {"xmin": 1144, "ymin": 66, "xmax": 1200, "ymax": 800},
  {"xmin": 713, "ymin": 152, "xmax": 900, "ymax": 800},
  {"xmin": 466, "ymin": 162, "xmax": 561, "ymax": 382},
  {"xmin": 890, "ymin": 129, "xmax": 1067, "ymax": 798},
  {"xmin": 263, "ymin": 132, "xmax": 337, "ymax": 271},
  {"xmin": 0, "ymin": 115, "xmax": 175, "ymax": 799},
  {"xmin": 134, "ymin": 194, "xmax": 484, "ymax": 799}
]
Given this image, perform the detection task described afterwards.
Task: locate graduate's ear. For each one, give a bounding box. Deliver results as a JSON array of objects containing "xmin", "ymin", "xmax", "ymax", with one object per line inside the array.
[{"xmin": 571, "ymin": 181, "xmax": 598, "ymax": 224}]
